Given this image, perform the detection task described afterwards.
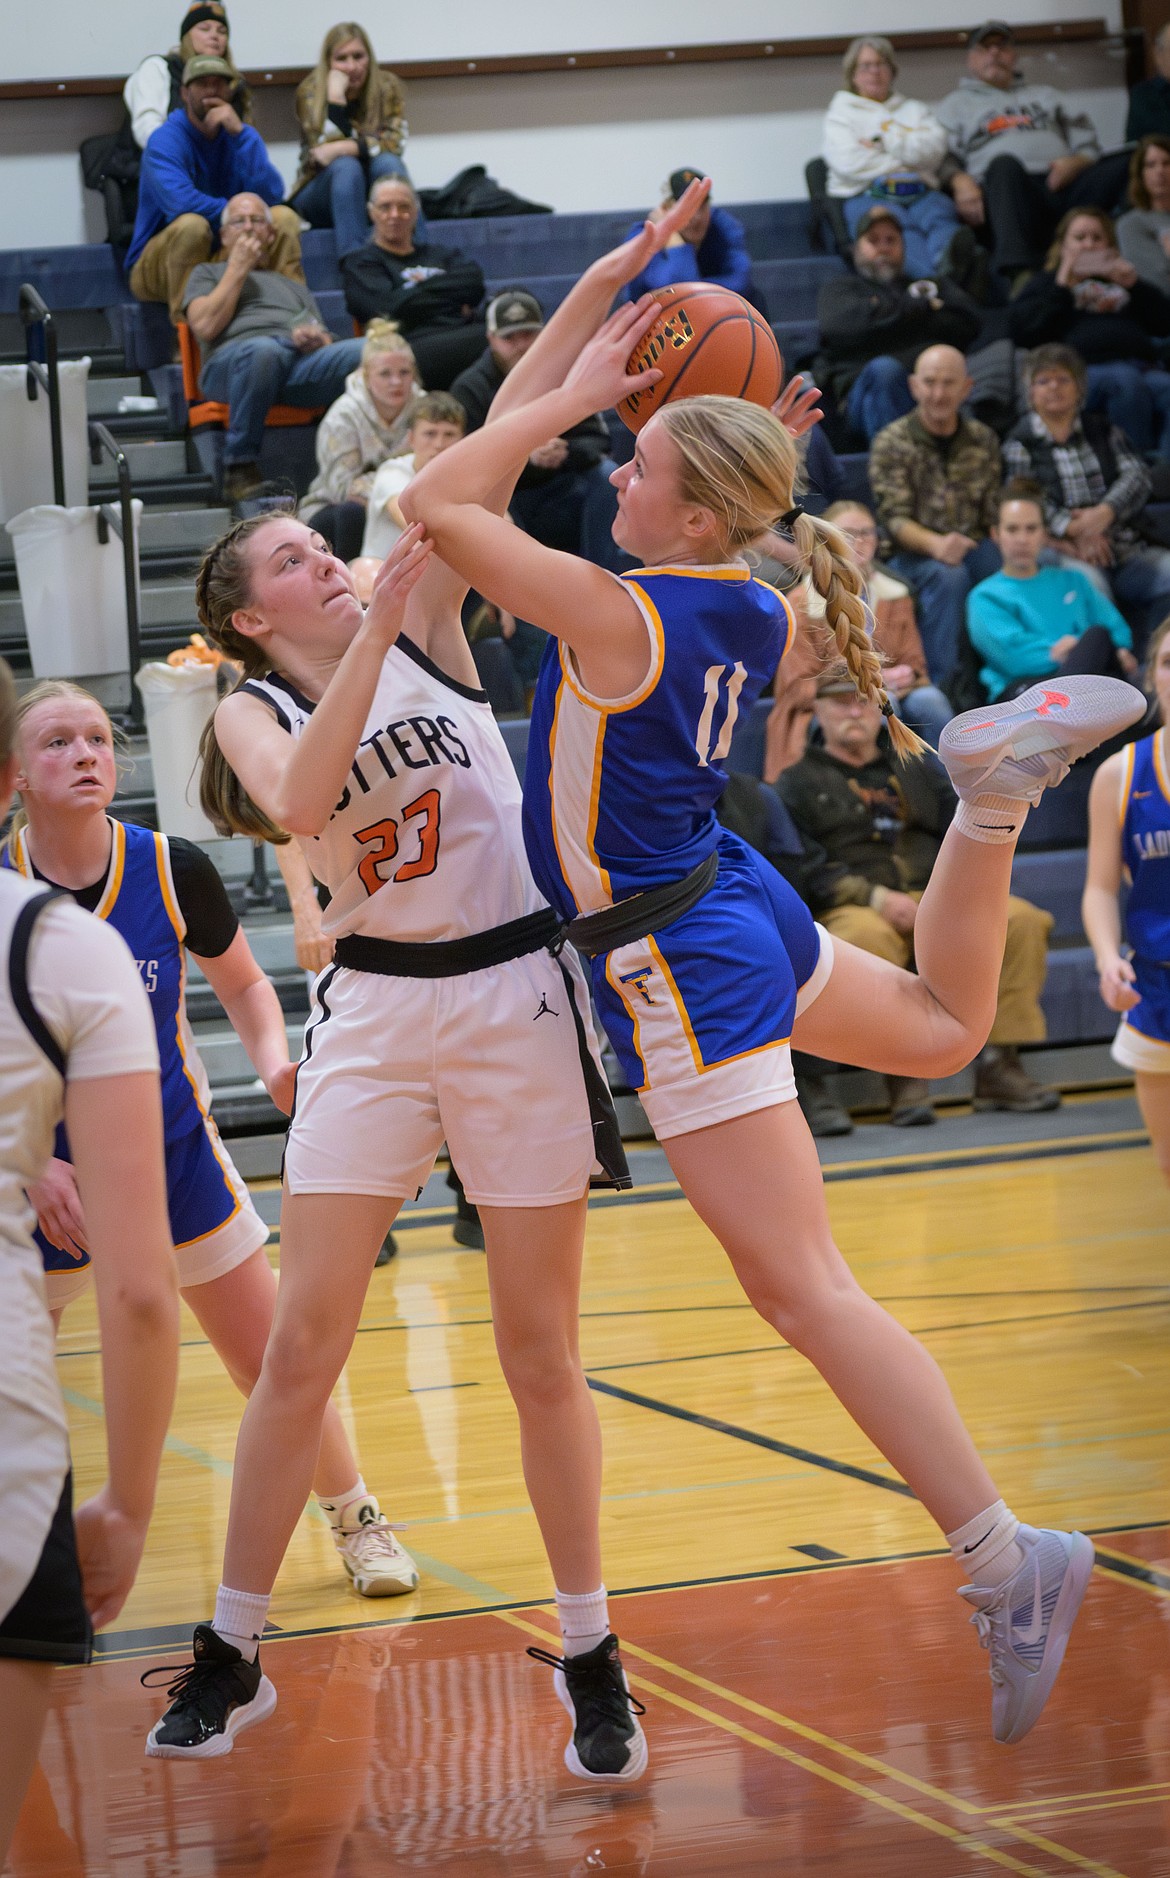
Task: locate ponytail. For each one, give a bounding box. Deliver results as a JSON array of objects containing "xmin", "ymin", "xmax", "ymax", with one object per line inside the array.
[{"xmin": 193, "ymin": 515, "xmax": 291, "ymax": 844}]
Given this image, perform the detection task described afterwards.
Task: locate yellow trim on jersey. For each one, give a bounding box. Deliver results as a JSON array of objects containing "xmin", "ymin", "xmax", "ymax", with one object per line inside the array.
[
  {"xmin": 94, "ymin": 818, "xmax": 125, "ymax": 920},
  {"xmin": 547, "ymin": 680, "xmax": 585, "ymax": 914},
  {"xmin": 605, "ymin": 952, "xmax": 649, "ymax": 1091},
  {"xmin": 1155, "ymin": 727, "xmax": 1170, "ymax": 808},
  {"xmin": 11, "ymin": 827, "xmax": 30, "ymax": 877},
  {"xmin": 557, "ymin": 583, "xmax": 667, "ymax": 718},
  {"xmin": 623, "ymin": 563, "xmax": 750, "ymax": 582},
  {"xmin": 1121, "ymin": 1015, "xmax": 1170, "ymax": 1050},
  {"xmin": 646, "ymin": 934, "xmax": 706, "ymax": 1075},
  {"xmin": 152, "ymin": 831, "xmax": 186, "ymax": 943},
  {"xmin": 586, "ymin": 725, "xmax": 613, "ymax": 906},
  {"xmin": 1118, "ymin": 741, "xmax": 1136, "ymax": 830}
]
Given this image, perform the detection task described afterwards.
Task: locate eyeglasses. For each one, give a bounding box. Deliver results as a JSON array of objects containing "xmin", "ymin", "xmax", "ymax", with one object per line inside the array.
[{"xmin": 225, "ymin": 215, "xmax": 270, "ymax": 228}]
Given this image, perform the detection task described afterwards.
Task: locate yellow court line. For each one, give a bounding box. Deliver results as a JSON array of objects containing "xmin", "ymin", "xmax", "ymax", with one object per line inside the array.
[
  {"xmin": 984, "ymin": 1781, "xmax": 1170, "ymax": 1817},
  {"xmin": 996, "ymin": 1792, "xmax": 1170, "ymax": 1824},
  {"xmin": 1093, "ymin": 1549, "xmax": 1170, "ymax": 1599}
]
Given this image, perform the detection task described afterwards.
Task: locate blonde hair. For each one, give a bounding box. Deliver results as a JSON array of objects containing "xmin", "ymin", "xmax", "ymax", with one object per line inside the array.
[
  {"xmin": 302, "ymin": 22, "xmax": 383, "ymax": 137},
  {"xmin": 656, "ymin": 397, "xmax": 925, "ymax": 759},
  {"xmin": 361, "ymin": 318, "xmax": 416, "ymax": 374},
  {"xmin": 193, "ymin": 516, "xmax": 291, "ymax": 844},
  {"xmin": 6, "ymin": 679, "xmax": 124, "ymax": 857}
]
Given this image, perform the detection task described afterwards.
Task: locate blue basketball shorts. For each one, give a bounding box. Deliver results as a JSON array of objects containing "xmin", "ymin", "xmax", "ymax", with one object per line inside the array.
[{"xmin": 1112, "ymin": 955, "xmax": 1170, "ymax": 1076}]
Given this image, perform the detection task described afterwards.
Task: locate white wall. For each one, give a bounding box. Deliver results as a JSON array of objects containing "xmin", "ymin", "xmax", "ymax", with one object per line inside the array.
[{"xmin": 0, "ymin": 9, "xmax": 1133, "ymax": 250}]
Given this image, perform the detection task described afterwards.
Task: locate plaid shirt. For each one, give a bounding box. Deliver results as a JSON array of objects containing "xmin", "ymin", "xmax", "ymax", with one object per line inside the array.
[{"xmin": 1002, "ymin": 413, "xmax": 1151, "ymax": 560}]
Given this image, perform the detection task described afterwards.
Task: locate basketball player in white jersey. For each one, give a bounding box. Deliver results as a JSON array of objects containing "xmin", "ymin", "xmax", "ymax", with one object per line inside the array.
[{"xmin": 0, "ymin": 655, "xmax": 179, "ymax": 1863}]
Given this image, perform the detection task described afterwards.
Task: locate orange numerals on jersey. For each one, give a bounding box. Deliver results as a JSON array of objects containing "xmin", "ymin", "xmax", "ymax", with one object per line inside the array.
[{"xmin": 354, "ymin": 789, "xmax": 442, "ymax": 895}]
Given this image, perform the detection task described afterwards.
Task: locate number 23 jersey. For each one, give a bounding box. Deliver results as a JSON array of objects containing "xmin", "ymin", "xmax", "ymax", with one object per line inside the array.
[
  {"xmin": 523, "ymin": 565, "xmax": 796, "ymax": 920},
  {"xmin": 242, "ymin": 633, "xmax": 546, "ymax": 942}
]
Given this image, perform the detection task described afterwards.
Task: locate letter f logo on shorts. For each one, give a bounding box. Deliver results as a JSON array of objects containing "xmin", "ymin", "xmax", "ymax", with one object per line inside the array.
[{"xmin": 618, "ymin": 966, "xmax": 657, "ymax": 1006}]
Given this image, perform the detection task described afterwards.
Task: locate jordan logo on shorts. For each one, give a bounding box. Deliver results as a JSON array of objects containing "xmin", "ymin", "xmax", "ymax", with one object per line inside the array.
[
  {"xmin": 618, "ymin": 967, "xmax": 657, "ymax": 1006},
  {"xmin": 533, "ymin": 992, "xmax": 559, "ymax": 1021}
]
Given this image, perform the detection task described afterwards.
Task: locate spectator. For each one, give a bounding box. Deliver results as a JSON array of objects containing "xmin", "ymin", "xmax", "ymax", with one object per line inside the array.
[
  {"xmin": 449, "ymin": 291, "xmax": 621, "ymax": 572},
  {"xmin": 123, "ymin": 2, "xmax": 249, "ymax": 151},
  {"xmin": 340, "ymin": 177, "xmax": 486, "ymax": 388},
  {"xmin": 968, "ymin": 486, "xmax": 1137, "ymax": 701},
  {"xmin": 1125, "ymin": 24, "xmax": 1170, "ymax": 143},
  {"xmin": 1117, "ymin": 136, "xmax": 1170, "ymax": 297},
  {"xmin": 1003, "ymin": 344, "xmax": 1170, "ymax": 643},
  {"xmin": 823, "ymin": 35, "xmax": 967, "ymax": 281},
  {"xmin": 300, "ymin": 320, "xmax": 420, "ymax": 560},
  {"xmin": 815, "ymin": 206, "xmax": 982, "ymax": 442},
  {"xmin": 362, "ymin": 393, "xmax": 466, "ymax": 559},
  {"xmin": 624, "ymin": 168, "xmax": 764, "ymax": 311},
  {"xmin": 127, "ymin": 56, "xmax": 299, "ymax": 325},
  {"xmin": 936, "ymin": 20, "xmax": 1131, "ymax": 285},
  {"xmin": 289, "ymin": 22, "xmax": 417, "ymax": 261},
  {"xmin": 809, "ymin": 501, "xmax": 954, "ymax": 744},
  {"xmin": 182, "ymin": 193, "xmax": 365, "ymax": 504},
  {"xmin": 869, "ymin": 343, "xmax": 1002, "ymax": 682},
  {"xmin": 1008, "ymin": 209, "xmax": 1170, "ymax": 457},
  {"xmin": 777, "ymin": 660, "xmax": 1060, "ymax": 1118}
]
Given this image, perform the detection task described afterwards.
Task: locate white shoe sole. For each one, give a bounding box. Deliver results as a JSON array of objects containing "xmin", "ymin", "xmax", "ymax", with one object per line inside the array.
[
  {"xmin": 553, "ymin": 1667, "xmax": 649, "ymax": 1782},
  {"xmin": 341, "ymin": 1557, "xmax": 419, "ymax": 1597},
  {"xmin": 940, "ymin": 677, "xmax": 1146, "ymax": 795},
  {"xmin": 145, "ymin": 1674, "xmax": 278, "ymax": 1759},
  {"xmin": 997, "ymin": 1533, "xmax": 1095, "ymax": 1746}
]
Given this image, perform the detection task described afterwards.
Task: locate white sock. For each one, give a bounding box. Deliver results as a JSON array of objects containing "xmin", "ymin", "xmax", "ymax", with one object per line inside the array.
[
  {"xmin": 555, "ymin": 1585, "xmax": 610, "ymax": 1659},
  {"xmin": 953, "ymin": 794, "xmax": 1027, "ymax": 846},
  {"xmin": 947, "ymin": 1500, "xmax": 1026, "ymax": 1588},
  {"xmin": 316, "ymin": 1477, "xmax": 377, "ymax": 1532},
  {"xmin": 213, "ymin": 1583, "xmax": 270, "ymax": 1660}
]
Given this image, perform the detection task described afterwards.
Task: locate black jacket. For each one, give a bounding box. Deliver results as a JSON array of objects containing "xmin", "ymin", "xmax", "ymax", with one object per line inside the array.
[
  {"xmin": 341, "ymin": 241, "xmax": 485, "ymax": 332},
  {"xmin": 1007, "ymin": 268, "xmax": 1170, "ymax": 363},
  {"xmin": 449, "ymin": 348, "xmax": 608, "ymax": 488},
  {"xmin": 814, "ymin": 271, "xmax": 982, "ymax": 404},
  {"xmin": 776, "ymin": 738, "xmax": 955, "ymax": 899}
]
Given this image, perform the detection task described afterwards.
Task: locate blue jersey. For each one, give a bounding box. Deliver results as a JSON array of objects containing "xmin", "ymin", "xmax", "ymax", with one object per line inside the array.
[
  {"xmin": 1120, "ymin": 732, "xmax": 1170, "ymax": 967},
  {"xmin": 523, "ymin": 564, "xmax": 795, "ymax": 919}
]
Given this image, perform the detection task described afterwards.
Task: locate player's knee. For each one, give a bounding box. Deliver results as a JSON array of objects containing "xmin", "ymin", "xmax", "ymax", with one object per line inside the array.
[
  {"xmin": 261, "ymin": 1316, "xmax": 343, "ymax": 1406},
  {"xmin": 741, "ymin": 1244, "xmax": 860, "ymax": 1349},
  {"xmin": 495, "ymin": 1328, "xmax": 582, "ymax": 1413}
]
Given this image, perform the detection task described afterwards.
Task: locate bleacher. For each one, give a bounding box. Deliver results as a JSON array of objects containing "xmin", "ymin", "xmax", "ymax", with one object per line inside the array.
[{"xmin": 0, "ymin": 196, "xmax": 1130, "ymax": 1156}]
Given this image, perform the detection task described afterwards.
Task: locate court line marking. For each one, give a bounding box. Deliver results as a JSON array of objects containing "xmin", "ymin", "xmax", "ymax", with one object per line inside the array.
[
  {"xmin": 983, "ymin": 1780, "xmax": 1170, "ymax": 1816},
  {"xmin": 1091, "ymin": 1547, "xmax": 1170, "ymax": 1598},
  {"xmin": 990, "ymin": 1789, "xmax": 1170, "ymax": 1823}
]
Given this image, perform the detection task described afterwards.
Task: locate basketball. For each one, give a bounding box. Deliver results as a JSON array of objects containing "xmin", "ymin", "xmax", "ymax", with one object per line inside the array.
[{"xmin": 617, "ymin": 283, "xmax": 783, "ymax": 433}]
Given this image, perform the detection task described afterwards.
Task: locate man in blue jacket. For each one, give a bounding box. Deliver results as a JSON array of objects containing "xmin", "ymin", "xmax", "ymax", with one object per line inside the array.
[
  {"xmin": 127, "ymin": 54, "xmax": 301, "ymax": 323},
  {"xmin": 625, "ymin": 167, "xmax": 765, "ymax": 313}
]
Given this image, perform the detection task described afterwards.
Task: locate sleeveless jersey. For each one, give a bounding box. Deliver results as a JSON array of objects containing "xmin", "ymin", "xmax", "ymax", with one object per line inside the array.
[
  {"xmin": 5, "ymin": 819, "xmax": 212, "ymax": 1143},
  {"xmin": 523, "ymin": 565, "xmax": 796, "ymax": 920},
  {"xmin": 1120, "ymin": 730, "xmax": 1170, "ymax": 966},
  {"xmin": 241, "ymin": 634, "xmax": 545, "ymax": 942}
]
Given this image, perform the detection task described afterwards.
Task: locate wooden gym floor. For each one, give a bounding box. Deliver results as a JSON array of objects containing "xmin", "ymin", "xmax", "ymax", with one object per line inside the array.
[{"xmin": 10, "ymin": 1090, "xmax": 1170, "ymax": 1876}]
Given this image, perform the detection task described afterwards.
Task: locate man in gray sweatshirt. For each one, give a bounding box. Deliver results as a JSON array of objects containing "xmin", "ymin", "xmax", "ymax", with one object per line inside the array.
[{"xmin": 936, "ymin": 21, "xmax": 1130, "ymax": 281}]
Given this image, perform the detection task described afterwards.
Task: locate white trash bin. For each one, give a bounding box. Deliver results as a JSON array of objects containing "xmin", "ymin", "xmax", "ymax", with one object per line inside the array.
[
  {"xmin": 135, "ymin": 660, "xmax": 219, "ymax": 842},
  {"xmin": 8, "ymin": 501, "xmax": 142, "ymax": 680},
  {"xmin": 0, "ymin": 358, "xmax": 91, "ymax": 526}
]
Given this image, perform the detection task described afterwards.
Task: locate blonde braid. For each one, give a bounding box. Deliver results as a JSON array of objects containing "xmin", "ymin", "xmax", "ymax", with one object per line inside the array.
[{"xmin": 791, "ymin": 511, "xmax": 927, "ymax": 761}]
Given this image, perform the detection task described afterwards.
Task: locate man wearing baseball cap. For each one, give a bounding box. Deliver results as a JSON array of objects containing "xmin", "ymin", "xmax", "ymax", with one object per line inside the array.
[
  {"xmin": 622, "ymin": 168, "xmax": 763, "ymax": 310},
  {"xmin": 936, "ymin": 22, "xmax": 1132, "ymax": 281}
]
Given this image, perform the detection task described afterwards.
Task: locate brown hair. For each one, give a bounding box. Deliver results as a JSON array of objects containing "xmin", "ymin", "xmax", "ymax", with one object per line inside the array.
[
  {"xmin": 301, "ymin": 23, "xmax": 387, "ymax": 138},
  {"xmin": 1044, "ymin": 206, "xmax": 1117, "ymax": 272},
  {"xmin": 0, "ymin": 657, "xmax": 17, "ymax": 770},
  {"xmin": 409, "ymin": 392, "xmax": 466, "ymax": 433},
  {"xmin": 1127, "ymin": 134, "xmax": 1170, "ymax": 210},
  {"xmin": 1023, "ymin": 341, "xmax": 1087, "ymax": 401},
  {"xmin": 657, "ymin": 397, "xmax": 925, "ymax": 759},
  {"xmin": 1144, "ymin": 613, "xmax": 1170, "ymax": 696},
  {"xmin": 194, "ymin": 515, "xmax": 291, "ymax": 843},
  {"xmin": 997, "ymin": 477, "xmax": 1047, "ymax": 521},
  {"xmin": 5, "ymin": 679, "xmax": 124, "ymax": 857}
]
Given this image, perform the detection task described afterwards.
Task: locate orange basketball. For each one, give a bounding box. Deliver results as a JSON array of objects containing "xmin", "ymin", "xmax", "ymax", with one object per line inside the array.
[{"xmin": 617, "ymin": 284, "xmax": 782, "ymax": 433}]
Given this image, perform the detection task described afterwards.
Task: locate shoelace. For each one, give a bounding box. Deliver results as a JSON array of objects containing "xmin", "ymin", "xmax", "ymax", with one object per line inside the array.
[
  {"xmin": 525, "ymin": 1645, "xmax": 647, "ymax": 1719},
  {"xmin": 139, "ymin": 1655, "xmax": 229, "ymax": 1703},
  {"xmin": 346, "ymin": 1520, "xmax": 408, "ymax": 1560}
]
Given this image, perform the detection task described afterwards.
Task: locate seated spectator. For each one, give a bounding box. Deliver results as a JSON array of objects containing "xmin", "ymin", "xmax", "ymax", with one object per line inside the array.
[
  {"xmin": 869, "ymin": 343, "xmax": 1001, "ymax": 682},
  {"xmin": 624, "ymin": 168, "xmax": 763, "ymax": 311},
  {"xmin": 823, "ymin": 36, "xmax": 966, "ymax": 281},
  {"xmin": 1117, "ymin": 136, "xmax": 1170, "ymax": 297},
  {"xmin": 300, "ymin": 320, "xmax": 420, "ymax": 560},
  {"xmin": 811, "ymin": 502, "xmax": 954, "ymax": 744},
  {"xmin": 123, "ymin": 2, "xmax": 249, "ymax": 151},
  {"xmin": 1126, "ymin": 24, "xmax": 1170, "ymax": 143},
  {"xmin": 341, "ymin": 178, "xmax": 486, "ymax": 388},
  {"xmin": 289, "ymin": 23, "xmax": 418, "ymax": 261},
  {"xmin": 127, "ymin": 56, "xmax": 298, "ymax": 325},
  {"xmin": 182, "ymin": 193, "xmax": 365, "ymax": 503},
  {"xmin": 936, "ymin": 20, "xmax": 1131, "ymax": 286},
  {"xmin": 1003, "ymin": 343, "xmax": 1170, "ymax": 643},
  {"xmin": 814, "ymin": 205, "xmax": 982, "ymax": 442},
  {"xmin": 968, "ymin": 486, "xmax": 1138, "ymax": 700},
  {"xmin": 449, "ymin": 291, "xmax": 622, "ymax": 573},
  {"xmin": 777, "ymin": 660, "xmax": 1060, "ymax": 1119},
  {"xmin": 362, "ymin": 393, "xmax": 466, "ymax": 559}
]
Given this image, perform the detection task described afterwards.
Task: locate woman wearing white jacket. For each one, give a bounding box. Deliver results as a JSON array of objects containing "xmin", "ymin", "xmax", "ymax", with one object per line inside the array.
[
  {"xmin": 299, "ymin": 320, "xmax": 421, "ymax": 561},
  {"xmin": 824, "ymin": 36, "xmax": 963, "ymax": 279}
]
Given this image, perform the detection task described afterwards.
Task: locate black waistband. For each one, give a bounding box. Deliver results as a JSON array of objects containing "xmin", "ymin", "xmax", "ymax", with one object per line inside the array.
[
  {"xmin": 565, "ymin": 851, "xmax": 719, "ymax": 959},
  {"xmin": 333, "ymin": 906, "xmax": 562, "ymax": 978}
]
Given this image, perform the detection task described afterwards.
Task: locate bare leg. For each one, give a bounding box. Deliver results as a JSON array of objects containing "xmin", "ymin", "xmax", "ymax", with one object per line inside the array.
[
  {"xmin": 1135, "ymin": 1072, "xmax": 1170, "ymax": 1186},
  {"xmin": 0, "ymin": 1659, "xmax": 52, "ymax": 1865},
  {"xmin": 664, "ymin": 1102, "xmax": 999, "ymax": 1535},
  {"xmin": 479, "ymin": 1197, "xmax": 601, "ymax": 1592},
  {"xmin": 220, "ymin": 1190, "xmax": 398, "ymax": 1595},
  {"xmin": 184, "ymin": 1249, "xmax": 371, "ymax": 1500}
]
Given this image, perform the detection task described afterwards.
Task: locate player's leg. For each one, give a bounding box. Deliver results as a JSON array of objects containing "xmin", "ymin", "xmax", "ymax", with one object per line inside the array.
[
  {"xmin": 1135, "ymin": 1071, "xmax": 1170, "ymax": 1184},
  {"xmin": 0, "ymin": 1659, "xmax": 52, "ymax": 1862}
]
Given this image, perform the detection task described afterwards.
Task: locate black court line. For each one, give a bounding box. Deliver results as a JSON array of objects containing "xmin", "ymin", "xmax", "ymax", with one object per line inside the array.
[
  {"xmin": 1093, "ymin": 1549, "xmax": 1170, "ymax": 1594},
  {"xmin": 585, "ymin": 1375, "xmax": 917, "ymax": 1498}
]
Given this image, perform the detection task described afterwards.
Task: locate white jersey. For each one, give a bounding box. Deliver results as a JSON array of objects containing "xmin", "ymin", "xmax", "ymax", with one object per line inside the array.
[
  {"xmin": 0, "ymin": 872, "xmax": 158, "ymax": 1622},
  {"xmin": 242, "ymin": 634, "xmax": 546, "ymax": 943}
]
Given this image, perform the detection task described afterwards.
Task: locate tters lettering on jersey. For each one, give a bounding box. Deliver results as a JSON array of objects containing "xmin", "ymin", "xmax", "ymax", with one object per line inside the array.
[{"xmin": 331, "ymin": 714, "xmax": 471, "ymax": 819}]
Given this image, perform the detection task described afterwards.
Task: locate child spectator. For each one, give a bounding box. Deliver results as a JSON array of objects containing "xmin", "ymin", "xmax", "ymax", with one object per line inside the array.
[
  {"xmin": 362, "ymin": 393, "xmax": 466, "ymax": 559},
  {"xmin": 300, "ymin": 321, "xmax": 421, "ymax": 560}
]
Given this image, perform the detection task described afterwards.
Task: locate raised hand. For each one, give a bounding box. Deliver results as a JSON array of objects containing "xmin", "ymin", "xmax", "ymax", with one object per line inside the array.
[
  {"xmin": 772, "ymin": 375, "xmax": 824, "ymax": 439},
  {"xmin": 603, "ymin": 177, "xmax": 713, "ymax": 290},
  {"xmin": 363, "ymin": 522, "xmax": 434, "ymax": 647},
  {"xmin": 561, "ymin": 298, "xmax": 664, "ymax": 413}
]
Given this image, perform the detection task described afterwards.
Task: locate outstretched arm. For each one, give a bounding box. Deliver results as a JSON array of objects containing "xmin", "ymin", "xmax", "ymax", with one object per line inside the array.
[{"xmin": 1083, "ymin": 753, "xmax": 1138, "ymax": 1012}]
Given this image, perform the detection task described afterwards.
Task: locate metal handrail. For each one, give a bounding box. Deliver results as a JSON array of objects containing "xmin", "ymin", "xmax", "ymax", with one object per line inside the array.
[
  {"xmin": 89, "ymin": 420, "xmax": 143, "ymax": 729},
  {"xmin": 19, "ymin": 283, "xmax": 65, "ymax": 507}
]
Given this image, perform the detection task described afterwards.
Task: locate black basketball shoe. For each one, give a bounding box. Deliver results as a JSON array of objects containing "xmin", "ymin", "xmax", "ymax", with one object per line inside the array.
[
  {"xmin": 142, "ymin": 1623, "xmax": 277, "ymax": 1758},
  {"xmin": 527, "ymin": 1634, "xmax": 648, "ymax": 1780}
]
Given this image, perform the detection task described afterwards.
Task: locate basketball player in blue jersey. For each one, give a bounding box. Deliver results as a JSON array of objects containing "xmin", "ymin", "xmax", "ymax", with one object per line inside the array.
[
  {"xmin": 6, "ymin": 681, "xmax": 419, "ymax": 1603},
  {"xmin": 1084, "ymin": 618, "xmax": 1170, "ymax": 1182},
  {"xmin": 406, "ymin": 183, "xmax": 1147, "ymax": 1748}
]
